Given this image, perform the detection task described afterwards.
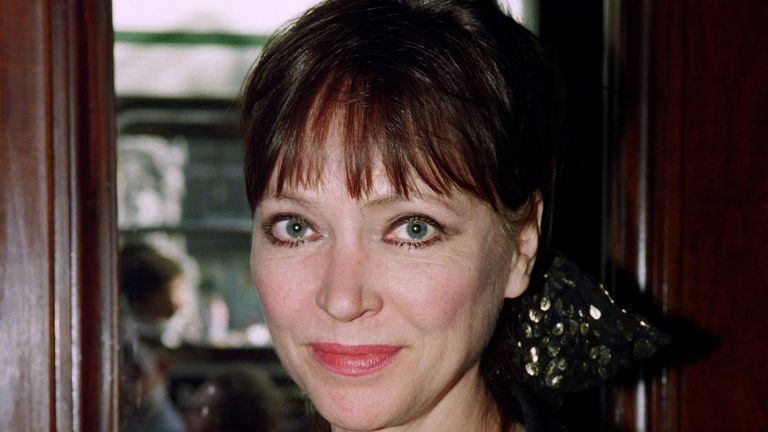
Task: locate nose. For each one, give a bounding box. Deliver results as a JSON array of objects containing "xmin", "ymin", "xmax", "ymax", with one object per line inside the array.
[{"xmin": 315, "ymin": 242, "xmax": 383, "ymax": 322}]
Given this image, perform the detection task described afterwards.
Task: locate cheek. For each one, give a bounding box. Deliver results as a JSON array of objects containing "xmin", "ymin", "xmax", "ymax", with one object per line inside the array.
[
  {"xmin": 381, "ymin": 250, "xmax": 504, "ymax": 332},
  {"xmin": 250, "ymin": 250, "xmax": 318, "ymax": 327}
]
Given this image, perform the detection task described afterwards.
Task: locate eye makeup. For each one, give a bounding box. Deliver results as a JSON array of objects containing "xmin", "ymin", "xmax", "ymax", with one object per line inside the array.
[
  {"xmin": 383, "ymin": 214, "xmax": 446, "ymax": 250},
  {"xmin": 260, "ymin": 213, "xmax": 321, "ymax": 248}
]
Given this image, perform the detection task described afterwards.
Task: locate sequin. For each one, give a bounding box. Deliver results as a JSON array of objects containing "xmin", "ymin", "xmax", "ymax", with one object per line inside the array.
[
  {"xmin": 579, "ymin": 322, "xmax": 590, "ymax": 335},
  {"xmin": 545, "ymin": 373, "xmax": 563, "ymax": 389},
  {"xmin": 529, "ymin": 347, "xmax": 540, "ymax": 363},
  {"xmin": 589, "ymin": 346, "xmax": 599, "ymax": 360},
  {"xmin": 567, "ymin": 320, "xmax": 579, "ymax": 336},
  {"xmin": 546, "ymin": 343, "xmax": 561, "ymax": 357},
  {"xmin": 543, "ymin": 361, "xmax": 562, "ymax": 388},
  {"xmin": 590, "ymin": 305, "xmax": 602, "ymax": 320},
  {"xmin": 540, "ymin": 295, "xmax": 551, "ymax": 311},
  {"xmin": 552, "ymin": 322, "xmax": 564, "ymax": 336},
  {"xmin": 529, "ymin": 308, "xmax": 542, "ymax": 323},
  {"xmin": 502, "ymin": 251, "xmax": 667, "ymax": 405},
  {"xmin": 525, "ymin": 362, "xmax": 540, "ymax": 376},
  {"xmin": 589, "ymin": 345, "xmax": 612, "ymax": 365},
  {"xmin": 556, "ymin": 358, "xmax": 568, "ymax": 371},
  {"xmin": 522, "ymin": 322, "xmax": 533, "ymax": 338}
]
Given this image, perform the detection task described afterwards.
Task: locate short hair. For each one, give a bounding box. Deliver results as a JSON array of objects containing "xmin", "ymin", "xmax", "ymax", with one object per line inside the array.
[
  {"xmin": 241, "ymin": 0, "xmax": 561, "ymax": 237},
  {"xmin": 119, "ymin": 244, "xmax": 182, "ymax": 312}
]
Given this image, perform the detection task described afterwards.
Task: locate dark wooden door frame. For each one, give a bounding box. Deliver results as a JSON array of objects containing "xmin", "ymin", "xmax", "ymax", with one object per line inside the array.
[
  {"xmin": 604, "ymin": 0, "xmax": 684, "ymax": 430},
  {"xmin": 0, "ymin": 0, "xmax": 118, "ymax": 430},
  {"xmin": 605, "ymin": 0, "xmax": 768, "ymax": 430}
]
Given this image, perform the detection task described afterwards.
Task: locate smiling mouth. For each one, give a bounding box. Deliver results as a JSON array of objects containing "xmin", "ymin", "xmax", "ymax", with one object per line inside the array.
[{"xmin": 310, "ymin": 343, "xmax": 402, "ymax": 377}]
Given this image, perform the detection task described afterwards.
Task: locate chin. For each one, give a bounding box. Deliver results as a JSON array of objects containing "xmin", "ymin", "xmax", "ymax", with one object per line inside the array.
[
  {"xmin": 321, "ymin": 410, "xmax": 394, "ymax": 432},
  {"xmin": 310, "ymin": 383, "xmax": 409, "ymax": 431}
]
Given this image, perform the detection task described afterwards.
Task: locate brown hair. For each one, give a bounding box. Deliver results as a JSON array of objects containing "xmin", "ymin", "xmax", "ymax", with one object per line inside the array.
[
  {"xmin": 241, "ymin": 0, "xmax": 561, "ymax": 236},
  {"xmin": 119, "ymin": 244, "xmax": 182, "ymax": 318}
]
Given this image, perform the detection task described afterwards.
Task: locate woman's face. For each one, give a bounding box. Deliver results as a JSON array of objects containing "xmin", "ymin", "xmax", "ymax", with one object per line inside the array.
[{"xmin": 251, "ymin": 143, "xmax": 535, "ymax": 430}]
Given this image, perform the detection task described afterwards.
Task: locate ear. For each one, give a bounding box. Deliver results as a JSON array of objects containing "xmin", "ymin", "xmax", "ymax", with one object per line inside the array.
[{"xmin": 504, "ymin": 192, "xmax": 543, "ymax": 299}]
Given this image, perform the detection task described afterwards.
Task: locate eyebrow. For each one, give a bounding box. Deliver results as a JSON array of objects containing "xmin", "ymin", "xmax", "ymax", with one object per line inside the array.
[
  {"xmin": 362, "ymin": 193, "xmax": 463, "ymax": 214},
  {"xmin": 268, "ymin": 193, "xmax": 318, "ymax": 209}
]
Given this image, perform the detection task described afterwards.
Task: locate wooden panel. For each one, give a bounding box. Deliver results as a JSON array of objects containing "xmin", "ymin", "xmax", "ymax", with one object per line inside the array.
[
  {"xmin": 604, "ymin": 0, "xmax": 661, "ymax": 428},
  {"xmin": 65, "ymin": 1, "xmax": 119, "ymax": 429},
  {"xmin": 607, "ymin": 0, "xmax": 768, "ymax": 430},
  {"xmin": 678, "ymin": 1, "xmax": 768, "ymax": 429},
  {"xmin": 604, "ymin": 0, "xmax": 688, "ymax": 429},
  {"xmin": 0, "ymin": 0, "xmax": 53, "ymax": 429},
  {"xmin": 0, "ymin": 0, "xmax": 117, "ymax": 430},
  {"xmin": 645, "ymin": 1, "xmax": 685, "ymax": 430}
]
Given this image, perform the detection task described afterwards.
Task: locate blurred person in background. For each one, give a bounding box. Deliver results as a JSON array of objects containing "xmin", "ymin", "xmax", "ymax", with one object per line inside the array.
[
  {"xmin": 120, "ymin": 244, "xmax": 187, "ymax": 334},
  {"xmin": 120, "ymin": 330, "xmax": 186, "ymax": 432},
  {"xmin": 120, "ymin": 244, "xmax": 187, "ymax": 432}
]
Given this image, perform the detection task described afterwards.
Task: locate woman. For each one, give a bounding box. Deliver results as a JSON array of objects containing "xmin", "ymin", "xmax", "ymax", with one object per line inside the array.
[{"xmin": 241, "ymin": 1, "xmax": 664, "ymax": 431}]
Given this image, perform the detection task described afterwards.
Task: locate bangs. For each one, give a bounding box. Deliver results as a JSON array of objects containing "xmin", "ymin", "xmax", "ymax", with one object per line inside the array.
[
  {"xmin": 269, "ymin": 71, "xmax": 499, "ymax": 206},
  {"xmin": 242, "ymin": 0, "xmax": 548, "ymax": 225}
]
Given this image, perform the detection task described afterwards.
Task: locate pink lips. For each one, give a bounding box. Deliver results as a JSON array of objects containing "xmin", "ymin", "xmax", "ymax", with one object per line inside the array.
[{"xmin": 310, "ymin": 343, "xmax": 402, "ymax": 377}]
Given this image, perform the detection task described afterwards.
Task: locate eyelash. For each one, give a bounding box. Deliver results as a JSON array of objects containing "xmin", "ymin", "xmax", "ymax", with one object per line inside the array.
[
  {"xmin": 261, "ymin": 214, "xmax": 318, "ymax": 248},
  {"xmin": 383, "ymin": 215, "xmax": 444, "ymax": 250},
  {"xmin": 260, "ymin": 213, "xmax": 445, "ymax": 250}
]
